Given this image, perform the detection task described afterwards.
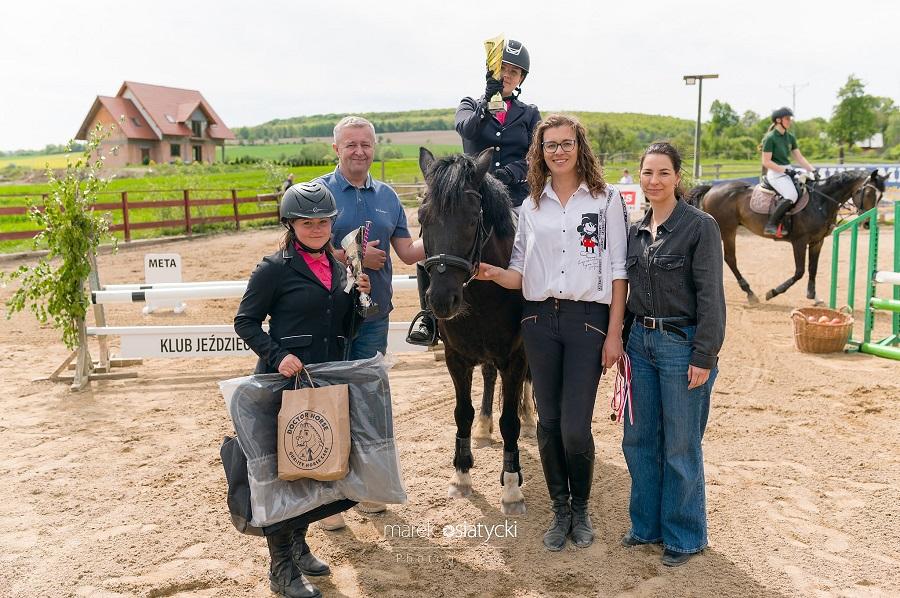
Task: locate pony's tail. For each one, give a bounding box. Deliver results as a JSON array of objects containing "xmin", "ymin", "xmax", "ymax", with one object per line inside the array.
[{"xmin": 686, "ymin": 184, "xmax": 713, "ymax": 210}]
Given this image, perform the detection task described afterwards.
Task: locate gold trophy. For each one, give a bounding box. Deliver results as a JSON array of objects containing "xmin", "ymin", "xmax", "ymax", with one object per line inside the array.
[{"xmin": 484, "ymin": 34, "xmax": 505, "ymax": 113}]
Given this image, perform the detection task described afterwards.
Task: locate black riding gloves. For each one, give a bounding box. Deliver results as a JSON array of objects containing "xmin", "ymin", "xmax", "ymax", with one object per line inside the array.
[
  {"xmin": 492, "ymin": 167, "xmax": 514, "ymax": 186},
  {"xmin": 484, "ymin": 70, "xmax": 504, "ymax": 100}
]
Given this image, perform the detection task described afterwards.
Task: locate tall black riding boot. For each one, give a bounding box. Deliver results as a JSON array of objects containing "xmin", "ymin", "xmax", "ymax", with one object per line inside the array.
[
  {"xmin": 267, "ymin": 530, "xmax": 321, "ymax": 598},
  {"xmin": 567, "ymin": 447, "xmax": 596, "ymax": 548},
  {"xmin": 764, "ymin": 197, "xmax": 793, "ymax": 237},
  {"xmin": 406, "ymin": 263, "xmax": 438, "ymax": 346},
  {"xmin": 291, "ymin": 523, "xmax": 331, "ymax": 577},
  {"xmin": 537, "ymin": 423, "xmax": 571, "ymax": 551}
]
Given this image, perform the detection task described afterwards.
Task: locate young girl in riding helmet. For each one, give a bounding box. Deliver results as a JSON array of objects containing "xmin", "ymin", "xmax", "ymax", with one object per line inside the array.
[
  {"xmin": 761, "ymin": 107, "xmax": 816, "ymax": 236},
  {"xmin": 408, "ymin": 39, "xmax": 541, "ymax": 346},
  {"xmin": 235, "ymin": 181, "xmax": 371, "ymax": 598}
]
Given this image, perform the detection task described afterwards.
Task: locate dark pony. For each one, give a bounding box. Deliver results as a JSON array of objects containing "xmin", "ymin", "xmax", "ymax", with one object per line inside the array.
[
  {"xmin": 418, "ymin": 147, "xmax": 533, "ymax": 516},
  {"xmin": 689, "ymin": 169, "xmax": 885, "ymax": 303},
  {"xmin": 419, "ymin": 154, "xmax": 516, "ymax": 239}
]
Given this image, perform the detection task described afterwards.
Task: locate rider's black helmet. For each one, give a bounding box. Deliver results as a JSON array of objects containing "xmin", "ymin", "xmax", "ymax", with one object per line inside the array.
[
  {"xmin": 771, "ymin": 107, "xmax": 794, "ymax": 122},
  {"xmin": 502, "ymin": 39, "xmax": 530, "ymax": 80},
  {"xmin": 280, "ymin": 181, "xmax": 337, "ymax": 224}
]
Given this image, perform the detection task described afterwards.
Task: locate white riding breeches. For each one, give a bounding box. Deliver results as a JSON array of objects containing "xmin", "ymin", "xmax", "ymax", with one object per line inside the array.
[{"xmin": 765, "ymin": 170, "xmax": 798, "ymax": 203}]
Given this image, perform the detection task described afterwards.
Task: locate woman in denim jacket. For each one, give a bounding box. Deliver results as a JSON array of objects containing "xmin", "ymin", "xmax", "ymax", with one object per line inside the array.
[{"xmin": 621, "ymin": 142, "xmax": 726, "ymax": 567}]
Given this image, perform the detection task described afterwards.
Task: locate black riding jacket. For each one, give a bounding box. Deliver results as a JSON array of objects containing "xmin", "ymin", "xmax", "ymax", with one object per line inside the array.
[
  {"xmin": 234, "ymin": 243, "xmax": 363, "ymax": 374},
  {"xmin": 455, "ymin": 95, "xmax": 541, "ymax": 207}
]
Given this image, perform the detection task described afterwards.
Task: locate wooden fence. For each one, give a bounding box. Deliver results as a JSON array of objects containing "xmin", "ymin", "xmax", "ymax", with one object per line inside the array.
[{"xmin": 0, "ymin": 189, "xmax": 280, "ymax": 243}]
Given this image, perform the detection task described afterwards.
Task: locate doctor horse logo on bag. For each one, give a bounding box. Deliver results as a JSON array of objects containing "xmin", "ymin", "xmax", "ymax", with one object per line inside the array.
[{"xmin": 284, "ymin": 410, "xmax": 334, "ymax": 469}]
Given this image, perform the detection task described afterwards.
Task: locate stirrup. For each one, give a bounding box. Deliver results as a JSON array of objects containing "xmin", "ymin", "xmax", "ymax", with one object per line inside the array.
[
  {"xmin": 406, "ymin": 311, "xmax": 439, "ymax": 346},
  {"xmin": 764, "ymin": 222, "xmax": 789, "ymax": 238}
]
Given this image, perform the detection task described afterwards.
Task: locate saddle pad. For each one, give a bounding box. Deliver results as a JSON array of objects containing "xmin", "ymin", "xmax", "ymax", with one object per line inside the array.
[{"xmin": 749, "ymin": 184, "xmax": 808, "ymax": 215}]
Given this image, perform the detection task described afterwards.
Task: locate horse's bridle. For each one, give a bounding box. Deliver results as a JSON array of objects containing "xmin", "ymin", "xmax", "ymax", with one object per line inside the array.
[
  {"xmin": 851, "ymin": 181, "xmax": 883, "ymax": 212},
  {"xmin": 810, "ymin": 179, "xmax": 880, "ymax": 215},
  {"xmin": 422, "ymin": 189, "xmax": 494, "ymax": 288}
]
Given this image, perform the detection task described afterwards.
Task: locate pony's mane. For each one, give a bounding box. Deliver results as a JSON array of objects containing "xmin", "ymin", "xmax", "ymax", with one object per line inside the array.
[
  {"xmin": 816, "ymin": 169, "xmax": 866, "ymax": 192},
  {"xmin": 420, "ymin": 154, "xmax": 515, "ymax": 238}
]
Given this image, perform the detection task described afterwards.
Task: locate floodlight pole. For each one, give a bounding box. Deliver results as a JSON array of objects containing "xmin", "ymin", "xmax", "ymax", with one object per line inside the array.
[{"xmin": 684, "ymin": 74, "xmax": 719, "ymax": 179}]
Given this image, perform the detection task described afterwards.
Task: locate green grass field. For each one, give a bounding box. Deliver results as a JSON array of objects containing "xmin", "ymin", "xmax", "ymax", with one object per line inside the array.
[
  {"xmin": 0, "ymin": 159, "xmax": 436, "ymax": 253},
  {"xmin": 225, "ymin": 143, "xmax": 463, "ymax": 161},
  {"xmin": 1, "ymin": 144, "xmax": 889, "ymax": 254}
]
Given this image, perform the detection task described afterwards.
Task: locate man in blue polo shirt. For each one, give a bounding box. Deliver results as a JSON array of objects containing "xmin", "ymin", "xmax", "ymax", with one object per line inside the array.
[
  {"xmin": 318, "ymin": 115, "xmax": 424, "ymax": 526},
  {"xmin": 320, "ymin": 116, "xmax": 425, "ymax": 356}
]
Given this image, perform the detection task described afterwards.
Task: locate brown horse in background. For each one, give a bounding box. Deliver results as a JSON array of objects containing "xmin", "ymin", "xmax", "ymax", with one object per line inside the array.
[{"xmin": 688, "ymin": 170, "xmax": 886, "ymax": 303}]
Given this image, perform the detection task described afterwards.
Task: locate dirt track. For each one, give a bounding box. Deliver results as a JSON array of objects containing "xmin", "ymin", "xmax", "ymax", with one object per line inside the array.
[{"xmin": 0, "ymin": 214, "xmax": 898, "ymax": 597}]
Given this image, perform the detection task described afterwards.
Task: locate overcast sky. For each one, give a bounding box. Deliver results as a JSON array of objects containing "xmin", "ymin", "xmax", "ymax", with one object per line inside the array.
[{"xmin": 1, "ymin": 0, "xmax": 897, "ymax": 151}]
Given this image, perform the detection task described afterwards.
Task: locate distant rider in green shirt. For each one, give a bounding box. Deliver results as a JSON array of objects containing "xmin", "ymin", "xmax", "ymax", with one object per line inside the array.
[{"xmin": 761, "ymin": 107, "xmax": 816, "ymax": 236}]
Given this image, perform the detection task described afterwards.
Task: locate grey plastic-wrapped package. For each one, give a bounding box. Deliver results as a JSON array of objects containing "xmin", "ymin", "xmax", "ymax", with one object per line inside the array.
[{"xmin": 219, "ymin": 354, "xmax": 406, "ymax": 527}]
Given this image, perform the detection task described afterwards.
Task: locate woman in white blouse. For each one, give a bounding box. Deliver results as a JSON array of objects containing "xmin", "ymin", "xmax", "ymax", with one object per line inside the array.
[{"xmin": 477, "ymin": 113, "xmax": 628, "ymax": 551}]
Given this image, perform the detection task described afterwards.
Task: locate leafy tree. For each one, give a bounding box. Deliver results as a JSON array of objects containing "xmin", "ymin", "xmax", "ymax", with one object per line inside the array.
[
  {"xmin": 709, "ymin": 100, "xmax": 740, "ymax": 135},
  {"xmin": 884, "ymin": 112, "xmax": 900, "ymax": 148},
  {"xmin": 1, "ymin": 125, "xmax": 115, "ymax": 351},
  {"xmin": 740, "ymin": 110, "xmax": 761, "ymax": 129},
  {"xmin": 872, "ymin": 96, "xmax": 898, "ymax": 140},
  {"xmin": 829, "ymin": 75, "xmax": 878, "ymax": 160},
  {"xmin": 262, "ymin": 159, "xmax": 288, "ymax": 193},
  {"xmin": 593, "ymin": 123, "xmax": 626, "ymax": 158}
]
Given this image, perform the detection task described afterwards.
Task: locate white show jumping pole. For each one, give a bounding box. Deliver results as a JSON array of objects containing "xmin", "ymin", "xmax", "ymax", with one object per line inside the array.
[{"xmin": 874, "ymin": 271, "xmax": 900, "ymax": 285}]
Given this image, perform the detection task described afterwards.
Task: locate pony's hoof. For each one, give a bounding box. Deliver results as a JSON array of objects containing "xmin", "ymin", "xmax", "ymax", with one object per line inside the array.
[
  {"xmin": 472, "ymin": 416, "xmax": 493, "ymax": 446},
  {"xmin": 748, "ymin": 294, "xmax": 759, "ymax": 305},
  {"xmin": 473, "ymin": 436, "xmax": 493, "ymax": 448},
  {"xmin": 765, "ymin": 290, "xmax": 776, "ymax": 301},
  {"xmin": 501, "ymin": 500, "xmax": 527, "ymax": 516},
  {"xmin": 448, "ymin": 484, "xmax": 472, "ymax": 499}
]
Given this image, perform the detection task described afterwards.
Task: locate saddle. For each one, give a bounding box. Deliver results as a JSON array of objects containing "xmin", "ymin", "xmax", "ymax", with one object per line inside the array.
[{"xmin": 749, "ymin": 182, "xmax": 809, "ymax": 216}]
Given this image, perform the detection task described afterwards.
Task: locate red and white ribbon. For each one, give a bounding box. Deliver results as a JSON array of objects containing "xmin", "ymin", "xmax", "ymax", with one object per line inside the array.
[
  {"xmin": 611, "ymin": 354, "xmax": 633, "ymax": 425},
  {"xmin": 362, "ymin": 220, "xmax": 371, "ymax": 258}
]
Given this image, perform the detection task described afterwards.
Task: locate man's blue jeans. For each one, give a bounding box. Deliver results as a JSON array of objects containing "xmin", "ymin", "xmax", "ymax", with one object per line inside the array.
[
  {"xmin": 350, "ymin": 317, "xmax": 389, "ymax": 360},
  {"xmin": 622, "ymin": 321, "xmax": 718, "ymax": 554}
]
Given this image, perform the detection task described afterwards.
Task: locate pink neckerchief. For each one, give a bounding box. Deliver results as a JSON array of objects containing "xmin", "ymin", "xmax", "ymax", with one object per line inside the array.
[
  {"xmin": 495, "ymin": 100, "xmax": 512, "ymax": 125},
  {"xmin": 293, "ymin": 241, "xmax": 332, "ymax": 289}
]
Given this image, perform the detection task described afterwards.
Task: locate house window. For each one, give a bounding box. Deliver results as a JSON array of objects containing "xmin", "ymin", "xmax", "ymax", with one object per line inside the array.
[
  {"xmin": 170, "ymin": 143, "xmax": 181, "ymax": 158},
  {"xmin": 140, "ymin": 148, "xmax": 151, "ymax": 165},
  {"xmin": 193, "ymin": 145, "xmax": 202, "ymax": 162},
  {"xmin": 191, "ymin": 120, "xmax": 202, "ymax": 137}
]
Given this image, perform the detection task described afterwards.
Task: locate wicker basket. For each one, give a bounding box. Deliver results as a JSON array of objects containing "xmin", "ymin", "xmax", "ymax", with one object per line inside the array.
[{"xmin": 790, "ymin": 306, "xmax": 854, "ymax": 353}]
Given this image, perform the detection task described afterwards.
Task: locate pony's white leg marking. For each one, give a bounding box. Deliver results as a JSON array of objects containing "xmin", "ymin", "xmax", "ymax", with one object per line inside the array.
[
  {"xmin": 448, "ymin": 469, "xmax": 472, "ymax": 499},
  {"xmin": 500, "ymin": 471, "xmax": 526, "ymax": 516}
]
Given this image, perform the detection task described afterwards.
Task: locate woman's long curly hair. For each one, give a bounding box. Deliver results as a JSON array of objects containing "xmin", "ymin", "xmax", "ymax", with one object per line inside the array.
[{"xmin": 525, "ymin": 113, "xmax": 606, "ymax": 208}]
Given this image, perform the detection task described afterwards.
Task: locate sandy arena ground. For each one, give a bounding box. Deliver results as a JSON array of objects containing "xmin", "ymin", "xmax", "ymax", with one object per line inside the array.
[{"xmin": 0, "ymin": 211, "xmax": 898, "ymax": 598}]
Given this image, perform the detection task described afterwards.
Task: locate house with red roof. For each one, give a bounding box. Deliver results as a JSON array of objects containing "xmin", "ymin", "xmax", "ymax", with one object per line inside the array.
[{"xmin": 75, "ymin": 81, "xmax": 235, "ymax": 168}]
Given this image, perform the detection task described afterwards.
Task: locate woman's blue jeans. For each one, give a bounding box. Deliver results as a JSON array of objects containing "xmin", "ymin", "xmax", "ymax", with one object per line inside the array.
[{"xmin": 622, "ymin": 321, "xmax": 717, "ymax": 554}]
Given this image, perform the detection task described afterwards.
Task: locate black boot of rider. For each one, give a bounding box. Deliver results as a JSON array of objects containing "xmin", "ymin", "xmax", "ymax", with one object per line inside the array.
[
  {"xmin": 267, "ymin": 529, "xmax": 321, "ymax": 598},
  {"xmin": 407, "ymin": 263, "xmax": 438, "ymax": 346},
  {"xmin": 764, "ymin": 197, "xmax": 793, "ymax": 237},
  {"xmin": 567, "ymin": 447, "xmax": 596, "ymax": 548},
  {"xmin": 537, "ymin": 423, "xmax": 571, "ymax": 552},
  {"xmin": 291, "ymin": 523, "xmax": 331, "ymax": 577}
]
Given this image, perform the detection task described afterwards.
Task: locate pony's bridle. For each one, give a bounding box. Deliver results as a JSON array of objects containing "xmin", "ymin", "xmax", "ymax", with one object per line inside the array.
[
  {"xmin": 810, "ymin": 179, "xmax": 880, "ymax": 216},
  {"xmin": 422, "ymin": 189, "xmax": 494, "ymax": 288},
  {"xmin": 851, "ymin": 181, "xmax": 883, "ymax": 213}
]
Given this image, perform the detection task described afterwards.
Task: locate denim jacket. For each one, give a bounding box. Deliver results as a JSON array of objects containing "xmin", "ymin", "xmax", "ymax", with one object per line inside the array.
[{"xmin": 625, "ymin": 200, "xmax": 726, "ymax": 369}]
